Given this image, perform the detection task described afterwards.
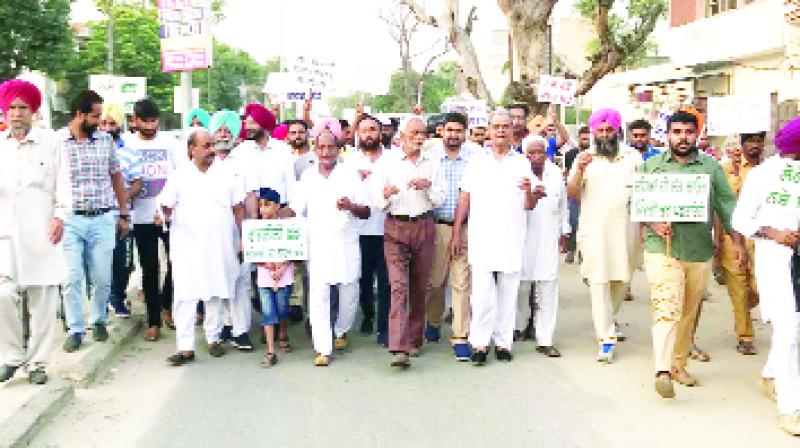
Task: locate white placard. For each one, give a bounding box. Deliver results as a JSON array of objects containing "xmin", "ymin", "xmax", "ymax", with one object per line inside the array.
[
  {"xmin": 707, "ymin": 93, "xmax": 771, "ymax": 136},
  {"xmin": 89, "ymin": 75, "xmax": 146, "ymax": 114},
  {"xmin": 763, "ymin": 160, "xmax": 800, "ymax": 216},
  {"xmin": 441, "ymin": 100, "xmax": 488, "ymax": 127},
  {"xmin": 631, "ymin": 173, "xmax": 710, "ymax": 222},
  {"xmin": 242, "ymin": 218, "xmax": 308, "ymax": 263},
  {"xmin": 537, "ymin": 75, "xmax": 578, "ymax": 106},
  {"xmin": 172, "ymin": 87, "xmax": 200, "ymax": 114}
]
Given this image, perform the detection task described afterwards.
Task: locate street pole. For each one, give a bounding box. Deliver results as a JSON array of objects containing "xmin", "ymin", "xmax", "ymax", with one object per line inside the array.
[
  {"xmin": 107, "ymin": 0, "xmax": 114, "ymax": 74},
  {"xmin": 180, "ymin": 71, "xmax": 192, "ymax": 130}
]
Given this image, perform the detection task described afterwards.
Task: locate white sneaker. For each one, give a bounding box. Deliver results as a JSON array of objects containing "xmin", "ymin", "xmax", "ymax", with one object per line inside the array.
[
  {"xmin": 596, "ymin": 343, "xmax": 615, "ymax": 363},
  {"xmin": 778, "ymin": 412, "xmax": 800, "ymax": 436}
]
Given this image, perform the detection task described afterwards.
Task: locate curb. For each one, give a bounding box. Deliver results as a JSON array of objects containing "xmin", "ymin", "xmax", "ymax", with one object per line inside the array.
[{"xmin": 0, "ymin": 316, "xmax": 142, "ymax": 448}]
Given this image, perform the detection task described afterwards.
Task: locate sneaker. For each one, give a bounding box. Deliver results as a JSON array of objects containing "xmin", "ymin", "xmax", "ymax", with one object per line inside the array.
[
  {"xmin": 219, "ymin": 325, "xmax": 233, "ymax": 343},
  {"xmin": 471, "ymin": 351, "xmax": 487, "ymax": 366},
  {"xmin": 0, "ymin": 364, "xmax": 19, "ymax": 382},
  {"xmin": 779, "ymin": 412, "xmax": 800, "ymax": 436},
  {"xmin": 360, "ymin": 319, "xmax": 373, "ymax": 335},
  {"xmin": 208, "ymin": 342, "xmax": 226, "ymax": 358},
  {"xmin": 314, "ymin": 354, "xmax": 330, "ymax": 367},
  {"xmin": 495, "ymin": 348, "xmax": 513, "ymax": 362},
  {"xmin": 63, "ymin": 333, "xmax": 83, "ymax": 353},
  {"xmin": 655, "ymin": 372, "xmax": 675, "ymax": 398},
  {"xmin": 93, "ymin": 323, "xmax": 109, "ymax": 342},
  {"xmin": 28, "ymin": 368, "xmax": 48, "ymax": 385},
  {"xmin": 334, "ymin": 335, "xmax": 348, "ymax": 351},
  {"xmin": 596, "ymin": 343, "xmax": 614, "ymax": 363},
  {"xmin": 112, "ymin": 302, "xmax": 131, "ymax": 318},
  {"xmin": 424, "ymin": 324, "xmax": 440, "ymax": 343},
  {"xmin": 390, "ymin": 352, "xmax": 410, "ymax": 367},
  {"xmin": 376, "ymin": 331, "xmax": 388, "ymax": 347},
  {"xmin": 453, "ymin": 343, "xmax": 470, "ymax": 362},
  {"xmin": 231, "ymin": 333, "xmax": 254, "ymax": 351}
]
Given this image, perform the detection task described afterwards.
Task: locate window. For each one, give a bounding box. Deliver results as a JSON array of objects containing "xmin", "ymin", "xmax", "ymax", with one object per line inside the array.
[{"xmin": 707, "ymin": 0, "xmax": 760, "ymax": 16}]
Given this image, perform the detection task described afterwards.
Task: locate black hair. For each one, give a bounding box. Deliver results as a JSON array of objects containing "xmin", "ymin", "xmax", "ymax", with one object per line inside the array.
[
  {"xmin": 508, "ymin": 103, "xmax": 530, "ymax": 116},
  {"xmin": 133, "ymin": 98, "xmax": 160, "ymax": 120},
  {"xmin": 628, "ymin": 119, "xmax": 652, "ymax": 132},
  {"xmin": 578, "ymin": 126, "xmax": 590, "ymax": 135},
  {"xmin": 666, "ymin": 111, "xmax": 698, "ymax": 131},
  {"xmin": 443, "ymin": 112, "xmax": 467, "ymax": 127},
  {"xmin": 70, "ymin": 90, "xmax": 103, "ymax": 116},
  {"xmin": 284, "ymin": 119, "xmax": 309, "ymax": 130},
  {"xmin": 339, "ymin": 119, "xmax": 350, "ymax": 128},
  {"xmin": 740, "ymin": 131, "xmax": 766, "ymax": 145}
]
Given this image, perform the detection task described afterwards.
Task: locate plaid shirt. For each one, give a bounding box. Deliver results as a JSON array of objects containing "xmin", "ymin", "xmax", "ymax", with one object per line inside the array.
[
  {"xmin": 59, "ymin": 128, "xmax": 120, "ymax": 211},
  {"xmin": 434, "ymin": 144, "xmax": 473, "ymax": 222}
]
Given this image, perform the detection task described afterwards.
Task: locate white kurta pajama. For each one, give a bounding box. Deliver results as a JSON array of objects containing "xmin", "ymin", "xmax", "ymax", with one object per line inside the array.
[
  {"xmin": 0, "ymin": 128, "xmax": 70, "ymax": 369},
  {"xmin": 732, "ymin": 156, "xmax": 800, "ymax": 417},
  {"xmin": 290, "ymin": 163, "xmax": 368, "ymax": 356},
  {"xmin": 517, "ymin": 161, "xmax": 571, "ymax": 347},
  {"xmin": 159, "ymin": 161, "xmax": 244, "ymax": 352},
  {"xmin": 462, "ymin": 149, "xmax": 533, "ymax": 351}
]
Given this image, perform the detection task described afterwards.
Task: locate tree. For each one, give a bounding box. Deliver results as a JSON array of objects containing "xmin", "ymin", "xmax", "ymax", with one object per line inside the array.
[
  {"xmin": 0, "ymin": 0, "xmax": 73, "ymax": 80},
  {"xmin": 373, "ymin": 61, "xmax": 456, "ymax": 113},
  {"xmin": 327, "ymin": 92, "xmax": 375, "ymax": 118},
  {"xmin": 193, "ymin": 46, "xmax": 277, "ymax": 112}
]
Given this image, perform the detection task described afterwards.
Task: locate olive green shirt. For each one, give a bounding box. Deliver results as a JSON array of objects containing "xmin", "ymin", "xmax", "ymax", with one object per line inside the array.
[{"xmin": 640, "ymin": 150, "xmax": 736, "ymax": 262}]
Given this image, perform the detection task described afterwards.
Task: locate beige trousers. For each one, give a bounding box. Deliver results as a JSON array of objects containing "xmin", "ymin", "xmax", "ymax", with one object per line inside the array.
[
  {"xmin": 425, "ymin": 223, "xmax": 470, "ymax": 343},
  {"xmin": 0, "ymin": 277, "xmax": 59, "ymax": 368}
]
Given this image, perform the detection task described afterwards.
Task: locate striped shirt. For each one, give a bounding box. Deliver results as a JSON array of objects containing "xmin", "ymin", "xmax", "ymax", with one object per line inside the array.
[
  {"xmin": 116, "ymin": 139, "xmax": 143, "ymax": 186},
  {"xmin": 59, "ymin": 129, "xmax": 120, "ymax": 211},
  {"xmin": 433, "ymin": 144, "xmax": 473, "ymax": 222}
]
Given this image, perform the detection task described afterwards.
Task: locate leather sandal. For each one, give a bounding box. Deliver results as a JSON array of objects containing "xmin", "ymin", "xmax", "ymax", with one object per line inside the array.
[
  {"xmin": 736, "ymin": 340, "xmax": 756, "ymax": 356},
  {"xmin": 144, "ymin": 326, "xmax": 160, "ymax": 342}
]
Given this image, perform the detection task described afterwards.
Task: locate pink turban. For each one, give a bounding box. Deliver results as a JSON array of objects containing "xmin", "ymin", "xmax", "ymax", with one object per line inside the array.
[
  {"xmin": 588, "ymin": 108, "xmax": 622, "ymax": 132},
  {"xmin": 0, "ymin": 79, "xmax": 42, "ymax": 113},
  {"xmin": 312, "ymin": 118, "xmax": 342, "ymax": 141},
  {"xmin": 244, "ymin": 103, "xmax": 276, "ymax": 133},
  {"xmin": 272, "ymin": 124, "xmax": 288, "ymax": 141},
  {"xmin": 776, "ymin": 117, "xmax": 800, "ymax": 156}
]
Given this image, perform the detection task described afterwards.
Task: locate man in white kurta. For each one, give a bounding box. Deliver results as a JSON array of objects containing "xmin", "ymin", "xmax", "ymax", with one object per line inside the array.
[
  {"xmin": 517, "ymin": 137, "xmax": 570, "ymax": 357},
  {"xmin": 567, "ymin": 108, "xmax": 642, "ymax": 362},
  {"xmin": 732, "ymin": 120, "xmax": 800, "ymax": 436},
  {"xmin": 452, "ymin": 110, "xmax": 538, "ymax": 365},
  {"xmin": 159, "ymin": 129, "xmax": 244, "ymax": 364},
  {"xmin": 0, "ymin": 80, "xmax": 71, "ymax": 384},
  {"xmin": 288, "ymin": 131, "xmax": 370, "ymax": 365}
]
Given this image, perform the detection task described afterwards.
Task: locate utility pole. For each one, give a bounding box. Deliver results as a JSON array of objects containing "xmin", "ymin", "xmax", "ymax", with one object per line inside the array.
[{"xmin": 107, "ymin": 0, "xmax": 114, "ymax": 74}]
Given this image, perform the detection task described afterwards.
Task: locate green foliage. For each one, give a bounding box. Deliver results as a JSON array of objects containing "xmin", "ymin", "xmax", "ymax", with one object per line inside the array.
[
  {"xmin": 0, "ymin": 0, "xmax": 73, "ymax": 80},
  {"xmin": 193, "ymin": 46, "xmax": 277, "ymax": 113},
  {"xmin": 575, "ymin": 0, "xmax": 667, "ymax": 66},
  {"xmin": 372, "ymin": 61, "xmax": 457, "ymax": 113},
  {"xmin": 327, "ymin": 92, "xmax": 375, "ymax": 118}
]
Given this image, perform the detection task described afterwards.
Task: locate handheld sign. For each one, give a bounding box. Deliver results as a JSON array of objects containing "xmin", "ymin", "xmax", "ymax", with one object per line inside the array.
[
  {"xmin": 631, "ymin": 173, "xmax": 711, "ymax": 223},
  {"xmin": 764, "ymin": 160, "xmax": 800, "ymax": 215},
  {"xmin": 243, "ymin": 218, "xmax": 308, "ymax": 263}
]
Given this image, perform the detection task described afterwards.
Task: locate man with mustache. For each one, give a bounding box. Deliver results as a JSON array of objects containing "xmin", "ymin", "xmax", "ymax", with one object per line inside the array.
[
  {"xmin": 640, "ymin": 111, "xmax": 740, "ymax": 399},
  {"xmin": 628, "ymin": 119, "xmax": 660, "ymax": 161},
  {"xmin": 59, "ymin": 90, "xmax": 131, "ymax": 353},
  {"xmin": 567, "ymin": 108, "xmax": 641, "ymax": 364}
]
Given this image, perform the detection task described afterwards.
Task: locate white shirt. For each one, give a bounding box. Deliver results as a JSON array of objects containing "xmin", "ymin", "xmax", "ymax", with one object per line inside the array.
[
  {"xmin": 289, "ymin": 163, "xmax": 369, "ymax": 284},
  {"xmin": 372, "ymin": 148, "xmax": 445, "ymax": 216},
  {"xmin": 345, "ymin": 149, "xmax": 389, "ymax": 236},
  {"xmin": 461, "ymin": 149, "xmax": 533, "ymax": 273},
  {"xmin": 235, "ymin": 139, "xmax": 296, "ymax": 204},
  {"xmin": 126, "ymin": 132, "xmax": 184, "ymax": 225},
  {"xmin": 521, "ymin": 160, "xmax": 570, "ymax": 281},
  {"xmin": 158, "ymin": 162, "xmax": 243, "ymax": 301},
  {"xmin": 0, "ymin": 128, "xmax": 70, "ymax": 286}
]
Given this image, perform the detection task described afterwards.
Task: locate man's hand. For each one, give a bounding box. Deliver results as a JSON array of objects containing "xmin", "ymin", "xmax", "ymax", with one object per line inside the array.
[
  {"xmin": 408, "ymin": 178, "xmax": 432, "ymax": 190},
  {"xmin": 383, "ymin": 184, "xmax": 399, "ymax": 200},
  {"xmin": 559, "ymin": 235, "xmax": 568, "ymax": 254},
  {"xmin": 763, "ymin": 227, "xmax": 800, "ymax": 248},
  {"xmin": 49, "ymin": 217, "xmax": 64, "ymax": 245},
  {"xmin": 449, "ymin": 230, "xmax": 463, "ymax": 258},
  {"xmin": 116, "ymin": 218, "xmax": 129, "ymax": 239},
  {"xmin": 336, "ymin": 197, "xmax": 353, "ymax": 212},
  {"xmin": 733, "ymin": 241, "xmax": 749, "ymax": 270},
  {"xmin": 154, "ymin": 213, "xmax": 164, "ymax": 228},
  {"xmin": 650, "ymin": 222, "xmax": 672, "ymax": 239},
  {"xmin": 575, "ymin": 152, "xmax": 593, "ymax": 171},
  {"xmin": 531, "ymin": 184, "xmax": 546, "ymax": 199},
  {"xmin": 519, "ymin": 177, "xmax": 532, "ymax": 193},
  {"xmin": 357, "ymin": 169, "xmax": 372, "ymax": 180}
]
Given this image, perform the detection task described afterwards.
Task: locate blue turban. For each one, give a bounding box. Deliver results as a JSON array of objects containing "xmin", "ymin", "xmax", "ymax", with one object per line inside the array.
[
  {"xmin": 209, "ymin": 110, "xmax": 241, "ymax": 137},
  {"xmin": 259, "ymin": 188, "xmax": 281, "ymax": 204},
  {"xmin": 185, "ymin": 107, "xmax": 210, "ymax": 129}
]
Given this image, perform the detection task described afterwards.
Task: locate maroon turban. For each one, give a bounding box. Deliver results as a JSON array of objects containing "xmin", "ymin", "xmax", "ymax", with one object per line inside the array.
[
  {"xmin": 244, "ymin": 103, "xmax": 276, "ymax": 133},
  {"xmin": 0, "ymin": 79, "xmax": 42, "ymax": 113},
  {"xmin": 776, "ymin": 117, "xmax": 800, "ymax": 156}
]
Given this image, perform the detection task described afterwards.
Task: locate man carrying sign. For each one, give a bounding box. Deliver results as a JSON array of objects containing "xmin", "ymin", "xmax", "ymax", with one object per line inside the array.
[{"xmin": 640, "ymin": 111, "xmax": 741, "ymax": 399}]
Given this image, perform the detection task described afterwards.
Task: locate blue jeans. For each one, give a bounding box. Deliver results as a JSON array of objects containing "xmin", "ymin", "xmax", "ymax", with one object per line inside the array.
[
  {"xmin": 567, "ymin": 198, "xmax": 580, "ymax": 252},
  {"xmin": 62, "ymin": 213, "xmax": 116, "ymax": 334},
  {"xmin": 258, "ymin": 286, "xmax": 292, "ymax": 326}
]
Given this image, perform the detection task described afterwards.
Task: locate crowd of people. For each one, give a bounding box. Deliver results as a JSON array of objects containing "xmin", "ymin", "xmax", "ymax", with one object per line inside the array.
[{"xmin": 1, "ymin": 77, "xmax": 799, "ymax": 436}]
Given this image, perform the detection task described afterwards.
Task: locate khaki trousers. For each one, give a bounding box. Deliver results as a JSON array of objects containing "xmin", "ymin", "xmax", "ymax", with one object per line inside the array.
[
  {"xmin": 722, "ymin": 235, "xmax": 757, "ymax": 341},
  {"xmin": 0, "ymin": 278, "xmax": 58, "ymax": 368},
  {"xmin": 644, "ymin": 252, "xmax": 711, "ymax": 372},
  {"xmin": 425, "ymin": 223, "xmax": 470, "ymax": 343},
  {"xmin": 588, "ymin": 281, "xmax": 627, "ymax": 344}
]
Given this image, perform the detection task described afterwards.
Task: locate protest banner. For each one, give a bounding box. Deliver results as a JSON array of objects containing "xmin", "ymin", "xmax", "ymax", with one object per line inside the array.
[
  {"xmin": 631, "ymin": 173, "xmax": 711, "ymax": 223},
  {"xmin": 88, "ymin": 75, "xmax": 146, "ymax": 114},
  {"xmin": 537, "ymin": 75, "xmax": 578, "ymax": 106},
  {"xmin": 706, "ymin": 93, "xmax": 771, "ymax": 136},
  {"xmin": 441, "ymin": 100, "xmax": 488, "ymax": 127},
  {"xmin": 763, "ymin": 159, "xmax": 800, "ymax": 214},
  {"xmin": 158, "ymin": 0, "xmax": 213, "ymax": 72},
  {"xmin": 242, "ymin": 218, "xmax": 308, "ymax": 263}
]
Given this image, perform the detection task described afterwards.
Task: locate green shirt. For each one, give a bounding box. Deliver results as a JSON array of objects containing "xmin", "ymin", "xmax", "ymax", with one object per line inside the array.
[{"xmin": 640, "ymin": 150, "xmax": 736, "ymax": 262}]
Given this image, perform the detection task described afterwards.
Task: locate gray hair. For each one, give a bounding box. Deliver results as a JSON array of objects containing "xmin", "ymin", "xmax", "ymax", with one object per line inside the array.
[
  {"xmin": 398, "ymin": 116, "xmax": 425, "ymax": 134},
  {"xmin": 489, "ymin": 108, "xmax": 512, "ymax": 125}
]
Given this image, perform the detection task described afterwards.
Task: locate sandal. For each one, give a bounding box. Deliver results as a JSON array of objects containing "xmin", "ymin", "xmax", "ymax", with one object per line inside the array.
[
  {"xmin": 166, "ymin": 352, "xmax": 194, "ymax": 366},
  {"xmin": 279, "ymin": 338, "xmax": 292, "ymax": 353},
  {"xmin": 736, "ymin": 340, "xmax": 757, "ymax": 356},
  {"xmin": 260, "ymin": 352, "xmax": 277, "ymax": 368},
  {"xmin": 536, "ymin": 346, "xmax": 561, "ymax": 358},
  {"xmin": 144, "ymin": 326, "xmax": 160, "ymax": 342},
  {"xmin": 689, "ymin": 346, "xmax": 711, "ymax": 362}
]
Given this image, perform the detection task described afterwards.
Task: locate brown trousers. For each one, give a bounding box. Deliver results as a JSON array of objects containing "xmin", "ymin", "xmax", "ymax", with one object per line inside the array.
[{"xmin": 384, "ymin": 217, "xmax": 435, "ymax": 353}]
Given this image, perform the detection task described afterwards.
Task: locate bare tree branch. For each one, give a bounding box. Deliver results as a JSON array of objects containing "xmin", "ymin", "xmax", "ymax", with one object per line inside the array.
[
  {"xmin": 423, "ymin": 43, "xmax": 450, "ymax": 75},
  {"xmin": 399, "ymin": 0, "xmax": 438, "ymax": 27},
  {"xmin": 465, "ymin": 6, "xmax": 478, "ymax": 36}
]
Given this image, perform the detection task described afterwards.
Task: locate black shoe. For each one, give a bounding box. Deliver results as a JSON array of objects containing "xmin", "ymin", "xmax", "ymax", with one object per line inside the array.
[
  {"xmin": 495, "ymin": 348, "xmax": 513, "ymax": 362},
  {"xmin": 219, "ymin": 325, "xmax": 233, "ymax": 342},
  {"xmin": 28, "ymin": 368, "xmax": 48, "ymax": 385},
  {"xmin": 471, "ymin": 351, "xmax": 487, "ymax": 366},
  {"xmin": 93, "ymin": 323, "xmax": 109, "ymax": 342},
  {"xmin": 523, "ymin": 320, "xmax": 535, "ymax": 341},
  {"xmin": 288, "ymin": 305, "xmax": 304, "ymax": 323},
  {"xmin": 231, "ymin": 333, "xmax": 254, "ymax": 351},
  {"xmin": 63, "ymin": 333, "xmax": 83, "ymax": 353},
  {"xmin": 360, "ymin": 319, "xmax": 373, "ymax": 335},
  {"xmin": 0, "ymin": 364, "xmax": 19, "ymax": 382},
  {"xmin": 166, "ymin": 352, "xmax": 195, "ymax": 366},
  {"xmin": 208, "ymin": 343, "xmax": 226, "ymax": 358}
]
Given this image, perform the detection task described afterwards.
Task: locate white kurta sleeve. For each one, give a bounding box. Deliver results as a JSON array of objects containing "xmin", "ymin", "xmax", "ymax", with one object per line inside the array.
[
  {"xmin": 459, "ymin": 157, "xmax": 477, "ymax": 194},
  {"xmin": 54, "ymin": 142, "xmax": 72, "ymax": 221},
  {"xmin": 732, "ymin": 167, "xmax": 764, "ymax": 238},
  {"xmin": 288, "ymin": 175, "xmax": 308, "ymax": 217},
  {"xmin": 372, "ymin": 161, "xmax": 392, "ymax": 212},
  {"xmin": 558, "ymin": 181, "xmax": 571, "ymax": 235},
  {"xmin": 427, "ymin": 159, "xmax": 446, "ymax": 209},
  {"xmin": 283, "ymin": 154, "xmax": 297, "ymax": 204},
  {"xmin": 158, "ymin": 171, "xmax": 180, "ymax": 209}
]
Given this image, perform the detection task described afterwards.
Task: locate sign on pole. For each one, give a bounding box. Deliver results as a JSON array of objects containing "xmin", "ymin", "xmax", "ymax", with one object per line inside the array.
[
  {"xmin": 537, "ymin": 75, "xmax": 578, "ymax": 106},
  {"xmin": 158, "ymin": 0, "xmax": 213, "ymax": 72},
  {"xmin": 706, "ymin": 93, "xmax": 771, "ymax": 136},
  {"xmin": 243, "ymin": 219, "xmax": 308, "ymax": 263},
  {"xmin": 88, "ymin": 75, "xmax": 146, "ymax": 114},
  {"xmin": 631, "ymin": 173, "xmax": 711, "ymax": 222}
]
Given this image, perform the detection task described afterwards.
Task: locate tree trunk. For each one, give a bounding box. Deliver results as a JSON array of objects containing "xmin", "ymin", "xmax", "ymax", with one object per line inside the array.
[{"xmin": 441, "ymin": 0, "xmax": 493, "ymax": 104}]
